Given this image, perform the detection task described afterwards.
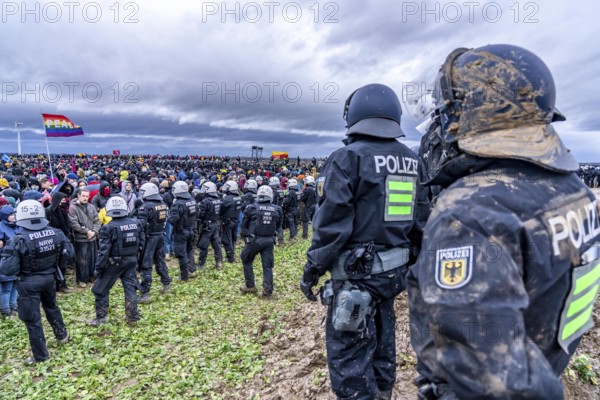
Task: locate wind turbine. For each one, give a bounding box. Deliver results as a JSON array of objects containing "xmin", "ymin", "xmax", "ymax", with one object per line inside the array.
[{"xmin": 14, "ymin": 121, "xmax": 23, "ymax": 155}]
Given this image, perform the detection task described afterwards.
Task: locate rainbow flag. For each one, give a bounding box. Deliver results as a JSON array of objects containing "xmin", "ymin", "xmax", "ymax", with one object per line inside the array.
[{"xmin": 42, "ymin": 114, "xmax": 84, "ymax": 137}]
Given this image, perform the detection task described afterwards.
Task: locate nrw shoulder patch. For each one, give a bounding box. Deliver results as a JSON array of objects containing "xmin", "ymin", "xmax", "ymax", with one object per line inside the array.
[
  {"xmin": 435, "ymin": 246, "xmax": 473, "ymax": 289},
  {"xmin": 317, "ymin": 176, "xmax": 326, "ymax": 198}
]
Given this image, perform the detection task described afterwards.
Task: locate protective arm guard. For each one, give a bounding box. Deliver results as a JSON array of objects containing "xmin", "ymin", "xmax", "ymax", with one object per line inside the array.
[
  {"xmin": 240, "ymin": 206, "xmax": 253, "ymax": 238},
  {"xmin": 0, "ymin": 237, "xmax": 23, "ymax": 277},
  {"xmin": 94, "ymin": 225, "xmax": 114, "ymax": 276},
  {"xmin": 167, "ymin": 203, "xmax": 182, "ymax": 226},
  {"xmin": 306, "ymin": 150, "xmax": 355, "ymax": 275}
]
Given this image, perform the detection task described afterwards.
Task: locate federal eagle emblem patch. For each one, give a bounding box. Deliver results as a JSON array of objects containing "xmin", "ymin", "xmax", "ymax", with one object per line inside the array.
[{"xmin": 435, "ymin": 246, "xmax": 473, "ymax": 289}]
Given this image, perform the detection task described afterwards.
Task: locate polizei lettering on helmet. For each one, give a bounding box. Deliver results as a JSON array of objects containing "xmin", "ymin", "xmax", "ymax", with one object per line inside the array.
[
  {"xmin": 548, "ymin": 200, "xmax": 600, "ymax": 256},
  {"xmin": 374, "ymin": 155, "xmax": 418, "ymax": 175}
]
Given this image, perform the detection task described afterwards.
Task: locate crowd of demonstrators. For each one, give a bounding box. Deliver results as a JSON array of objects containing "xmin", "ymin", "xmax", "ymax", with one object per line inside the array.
[
  {"xmin": 577, "ymin": 164, "xmax": 600, "ymax": 188},
  {"xmin": 0, "ymin": 152, "xmax": 322, "ymax": 363}
]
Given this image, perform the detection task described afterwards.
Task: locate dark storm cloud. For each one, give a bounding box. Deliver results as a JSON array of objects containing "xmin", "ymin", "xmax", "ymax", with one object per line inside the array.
[{"xmin": 0, "ymin": 0, "xmax": 598, "ymax": 160}]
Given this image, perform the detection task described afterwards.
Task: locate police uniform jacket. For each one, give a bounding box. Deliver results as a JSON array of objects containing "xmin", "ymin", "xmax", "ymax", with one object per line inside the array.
[
  {"xmin": 306, "ymin": 135, "xmax": 429, "ymax": 275},
  {"xmin": 408, "ymin": 154, "xmax": 600, "ymax": 398},
  {"xmin": 242, "ymin": 202, "xmax": 284, "ymax": 238},
  {"xmin": 95, "ymin": 217, "xmax": 144, "ymax": 274},
  {"xmin": 0, "ymin": 226, "xmax": 73, "ymax": 278},
  {"xmin": 138, "ymin": 199, "xmax": 168, "ymax": 236}
]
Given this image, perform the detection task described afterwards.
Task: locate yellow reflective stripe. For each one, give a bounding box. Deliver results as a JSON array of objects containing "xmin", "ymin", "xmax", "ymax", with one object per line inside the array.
[
  {"xmin": 562, "ymin": 304, "xmax": 594, "ymax": 341},
  {"xmin": 388, "ymin": 206, "xmax": 412, "ymax": 216},
  {"xmin": 388, "ymin": 181, "xmax": 413, "ymax": 191},
  {"xmin": 389, "ymin": 194, "xmax": 413, "ymax": 203},
  {"xmin": 574, "ymin": 263, "xmax": 600, "ymax": 295},
  {"xmin": 567, "ymin": 285, "xmax": 599, "ymax": 317}
]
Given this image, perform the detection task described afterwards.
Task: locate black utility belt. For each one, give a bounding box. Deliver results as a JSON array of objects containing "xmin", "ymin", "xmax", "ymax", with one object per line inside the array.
[
  {"xmin": 330, "ymin": 247, "xmax": 409, "ymax": 280},
  {"xmin": 19, "ymin": 271, "xmax": 55, "ymax": 278},
  {"xmin": 108, "ymin": 255, "xmax": 136, "ymax": 261}
]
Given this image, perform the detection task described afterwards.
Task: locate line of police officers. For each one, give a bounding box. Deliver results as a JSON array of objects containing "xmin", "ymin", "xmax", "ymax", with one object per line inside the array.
[
  {"xmin": 1, "ymin": 43, "xmax": 599, "ymax": 400},
  {"xmin": 0, "ymin": 166, "xmax": 312, "ymax": 363}
]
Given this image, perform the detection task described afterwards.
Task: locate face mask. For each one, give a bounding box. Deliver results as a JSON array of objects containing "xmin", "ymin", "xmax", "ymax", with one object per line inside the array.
[{"xmin": 31, "ymin": 185, "xmax": 39, "ymax": 191}]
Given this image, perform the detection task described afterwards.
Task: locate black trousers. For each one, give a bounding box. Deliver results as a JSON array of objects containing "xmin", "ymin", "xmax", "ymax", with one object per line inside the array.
[
  {"xmin": 74, "ymin": 240, "xmax": 97, "ymax": 284},
  {"xmin": 92, "ymin": 257, "xmax": 139, "ymax": 322},
  {"xmin": 286, "ymin": 208, "xmax": 298, "ymax": 239},
  {"xmin": 221, "ymin": 218, "xmax": 238, "ymax": 261},
  {"xmin": 197, "ymin": 223, "xmax": 223, "ymax": 266},
  {"xmin": 18, "ymin": 274, "xmax": 68, "ymax": 361},
  {"xmin": 139, "ymin": 234, "xmax": 171, "ymax": 294},
  {"xmin": 240, "ymin": 236, "xmax": 275, "ymax": 295},
  {"xmin": 325, "ymin": 268, "xmax": 405, "ymax": 400},
  {"xmin": 301, "ymin": 204, "xmax": 316, "ymax": 238},
  {"xmin": 173, "ymin": 230, "xmax": 195, "ymax": 280}
]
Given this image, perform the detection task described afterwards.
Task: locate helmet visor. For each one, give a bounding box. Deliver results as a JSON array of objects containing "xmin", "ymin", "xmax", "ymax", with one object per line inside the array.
[{"xmin": 402, "ymin": 64, "xmax": 445, "ymax": 121}]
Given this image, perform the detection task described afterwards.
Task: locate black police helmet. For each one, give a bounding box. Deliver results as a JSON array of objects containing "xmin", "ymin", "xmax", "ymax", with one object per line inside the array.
[
  {"xmin": 344, "ymin": 84, "xmax": 405, "ymax": 138},
  {"xmin": 441, "ymin": 44, "xmax": 578, "ymax": 172},
  {"xmin": 447, "ymin": 44, "xmax": 565, "ymax": 138}
]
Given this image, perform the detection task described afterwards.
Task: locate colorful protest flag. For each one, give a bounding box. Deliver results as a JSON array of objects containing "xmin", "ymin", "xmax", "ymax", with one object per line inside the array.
[{"xmin": 42, "ymin": 114, "xmax": 84, "ymax": 137}]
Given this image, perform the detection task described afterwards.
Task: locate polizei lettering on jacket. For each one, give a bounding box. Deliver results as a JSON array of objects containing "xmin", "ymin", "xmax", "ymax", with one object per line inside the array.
[
  {"xmin": 548, "ymin": 200, "xmax": 600, "ymax": 256},
  {"xmin": 28, "ymin": 230, "xmax": 55, "ymax": 240},
  {"xmin": 119, "ymin": 224, "xmax": 139, "ymax": 231},
  {"xmin": 374, "ymin": 155, "xmax": 418, "ymax": 175}
]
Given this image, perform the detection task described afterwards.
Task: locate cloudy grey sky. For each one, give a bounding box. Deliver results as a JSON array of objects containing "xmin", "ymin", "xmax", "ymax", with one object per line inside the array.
[{"xmin": 0, "ymin": 0, "xmax": 598, "ymax": 160}]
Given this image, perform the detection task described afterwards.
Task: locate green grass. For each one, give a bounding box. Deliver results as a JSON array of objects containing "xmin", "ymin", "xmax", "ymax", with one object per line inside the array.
[
  {"xmin": 0, "ymin": 238, "xmax": 310, "ymax": 399},
  {"xmin": 567, "ymin": 355, "xmax": 599, "ymax": 386}
]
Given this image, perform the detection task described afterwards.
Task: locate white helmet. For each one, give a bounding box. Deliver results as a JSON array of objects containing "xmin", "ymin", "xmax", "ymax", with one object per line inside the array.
[
  {"xmin": 257, "ymin": 186, "xmax": 274, "ymax": 202},
  {"xmin": 269, "ymin": 177, "xmax": 280, "ymax": 187},
  {"xmin": 106, "ymin": 197, "xmax": 128, "ymax": 217},
  {"xmin": 255, "ymin": 175, "xmax": 263, "ymax": 184},
  {"xmin": 287, "ymin": 179, "xmax": 298, "ymax": 190},
  {"xmin": 222, "ymin": 180, "xmax": 239, "ymax": 194},
  {"xmin": 172, "ymin": 181, "xmax": 191, "ymax": 199},
  {"xmin": 139, "ymin": 182, "xmax": 162, "ymax": 200},
  {"xmin": 16, "ymin": 200, "xmax": 48, "ymax": 230},
  {"xmin": 244, "ymin": 179, "xmax": 258, "ymax": 192},
  {"xmin": 304, "ymin": 176, "xmax": 315, "ymax": 186},
  {"xmin": 200, "ymin": 181, "xmax": 218, "ymax": 196}
]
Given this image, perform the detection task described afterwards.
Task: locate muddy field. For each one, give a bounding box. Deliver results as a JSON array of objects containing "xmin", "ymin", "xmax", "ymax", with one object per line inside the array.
[
  {"xmin": 244, "ymin": 188, "xmax": 600, "ymax": 399},
  {"xmin": 244, "ymin": 293, "xmax": 599, "ymax": 400}
]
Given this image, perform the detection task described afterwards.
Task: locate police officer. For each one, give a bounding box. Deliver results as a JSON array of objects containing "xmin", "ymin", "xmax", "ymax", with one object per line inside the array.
[
  {"xmin": 196, "ymin": 182, "xmax": 223, "ymax": 270},
  {"xmin": 300, "ymin": 175, "xmax": 317, "ymax": 239},
  {"xmin": 242, "ymin": 179, "xmax": 258, "ymax": 211},
  {"xmin": 269, "ymin": 177, "xmax": 285, "ymax": 245},
  {"xmin": 282, "ymin": 178, "xmax": 300, "ymax": 241},
  {"xmin": 220, "ymin": 180, "xmax": 243, "ymax": 263},
  {"xmin": 0, "ymin": 200, "xmax": 73, "ymax": 364},
  {"xmin": 405, "ymin": 44, "xmax": 600, "ymax": 399},
  {"xmin": 167, "ymin": 181, "xmax": 197, "ymax": 281},
  {"xmin": 88, "ymin": 197, "xmax": 144, "ymax": 327},
  {"xmin": 240, "ymin": 186, "xmax": 283, "ymax": 297},
  {"xmin": 137, "ymin": 183, "xmax": 172, "ymax": 303},
  {"xmin": 300, "ymin": 83, "xmax": 429, "ymax": 400}
]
